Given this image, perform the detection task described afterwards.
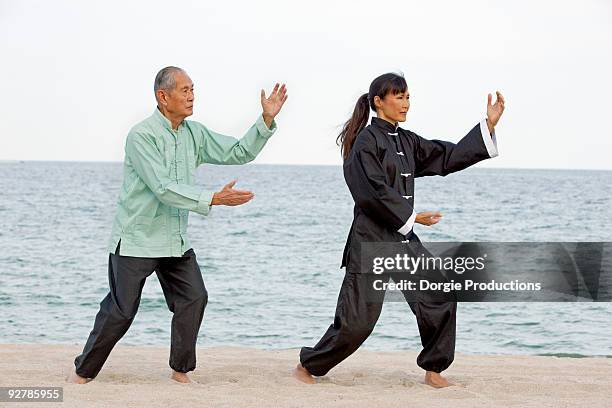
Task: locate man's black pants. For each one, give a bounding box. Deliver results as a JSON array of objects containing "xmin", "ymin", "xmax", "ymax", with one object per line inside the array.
[{"xmin": 74, "ymin": 240, "xmax": 208, "ymax": 379}]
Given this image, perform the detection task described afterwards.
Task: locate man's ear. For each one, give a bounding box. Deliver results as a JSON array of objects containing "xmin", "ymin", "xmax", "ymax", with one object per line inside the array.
[{"xmin": 156, "ymin": 90, "xmax": 168, "ymax": 106}]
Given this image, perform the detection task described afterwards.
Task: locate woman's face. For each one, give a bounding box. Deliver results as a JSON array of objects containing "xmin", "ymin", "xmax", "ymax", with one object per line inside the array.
[{"xmin": 375, "ymin": 90, "xmax": 410, "ymax": 123}]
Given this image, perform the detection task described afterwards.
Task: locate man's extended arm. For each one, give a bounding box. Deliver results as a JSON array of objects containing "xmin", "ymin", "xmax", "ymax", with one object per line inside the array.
[
  {"xmin": 193, "ymin": 115, "xmax": 277, "ymax": 166},
  {"xmin": 126, "ymin": 131, "xmax": 214, "ymax": 215}
]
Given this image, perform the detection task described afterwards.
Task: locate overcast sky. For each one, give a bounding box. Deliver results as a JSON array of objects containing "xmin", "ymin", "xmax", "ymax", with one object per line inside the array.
[{"xmin": 1, "ymin": 0, "xmax": 611, "ymax": 169}]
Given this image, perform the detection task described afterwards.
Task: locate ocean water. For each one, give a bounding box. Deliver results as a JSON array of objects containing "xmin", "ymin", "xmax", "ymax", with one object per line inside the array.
[{"xmin": 1, "ymin": 162, "xmax": 611, "ymax": 357}]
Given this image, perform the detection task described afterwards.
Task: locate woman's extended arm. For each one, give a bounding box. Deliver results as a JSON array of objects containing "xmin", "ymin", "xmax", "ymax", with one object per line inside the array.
[{"xmin": 413, "ymin": 91, "xmax": 505, "ymax": 177}]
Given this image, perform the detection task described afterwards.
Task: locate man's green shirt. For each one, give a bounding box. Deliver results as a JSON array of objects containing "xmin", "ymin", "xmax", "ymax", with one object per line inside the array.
[{"xmin": 107, "ymin": 108, "xmax": 276, "ymax": 257}]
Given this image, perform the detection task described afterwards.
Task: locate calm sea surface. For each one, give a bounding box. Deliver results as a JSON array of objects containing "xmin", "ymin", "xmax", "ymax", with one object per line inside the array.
[{"xmin": 1, "ymin": 162, "xmax": 611, "ymax": 357}]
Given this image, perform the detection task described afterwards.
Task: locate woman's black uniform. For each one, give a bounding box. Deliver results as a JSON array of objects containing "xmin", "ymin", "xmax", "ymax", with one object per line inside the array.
[{"xmin": 300, "ymin": 116, "xmax": 498, "ymax": 375}]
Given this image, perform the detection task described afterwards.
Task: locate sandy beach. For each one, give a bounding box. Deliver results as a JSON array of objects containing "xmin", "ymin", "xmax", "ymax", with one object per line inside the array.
[{"xmin": 0, "ymin": 344, "xmax": 610, "ymax": 407}]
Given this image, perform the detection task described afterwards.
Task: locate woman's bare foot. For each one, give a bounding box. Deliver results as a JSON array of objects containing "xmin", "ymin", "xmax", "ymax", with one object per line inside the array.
[
  {"xmin": 292, "ymin": 363, "xmax": 316, "ymax": 384},
  {"xmin": 171, "ymin": 370, "xmax": 193, "ymax": 383},
  {"xmin": 424, "ymin": 371, "xmax": 452, "ymax": 388},
  {"xmin": 66, "ymin": 369, "xmax": 92, "ymax": 384}
]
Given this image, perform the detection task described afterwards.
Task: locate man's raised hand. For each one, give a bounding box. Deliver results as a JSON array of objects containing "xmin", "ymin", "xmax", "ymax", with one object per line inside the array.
[{"xmin": 261, "ymin": 83, "xmax": 288, "ymax": 128}]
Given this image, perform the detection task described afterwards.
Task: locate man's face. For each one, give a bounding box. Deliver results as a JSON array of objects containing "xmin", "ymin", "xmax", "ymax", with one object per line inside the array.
[{"xmin": 163, "ymin": 71, "xmax": 194, "ymax": 118}]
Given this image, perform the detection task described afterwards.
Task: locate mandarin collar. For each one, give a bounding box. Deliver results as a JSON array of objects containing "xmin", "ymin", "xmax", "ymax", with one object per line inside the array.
[
  {"xmin": 153, "ymin": 107, "xmax": 184, "ymax": 131},
  {"xmin": 371, "ymin": 116, "xmax": 399, "ymax": 133}
]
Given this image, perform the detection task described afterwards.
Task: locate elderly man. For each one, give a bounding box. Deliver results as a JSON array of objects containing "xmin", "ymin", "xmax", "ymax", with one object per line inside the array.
[{"xmin": 67, "ymin": 66, "xmax": 287, "ymax": 384}]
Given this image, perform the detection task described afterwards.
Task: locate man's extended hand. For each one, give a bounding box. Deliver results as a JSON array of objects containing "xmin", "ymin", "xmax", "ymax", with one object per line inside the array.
[
  {"xmin": 486, "ymin": 91, "xmax": 505, "ymax": 133},
  {"xmin": 211, "ymin": 180, "xmax": 254, "ymax": 206},
  {"xmin": 261, "ymin": 83, "xmax": 288, "ymax": 128},
  {"xmin": 416, "ymin": 211, "xmax": 443, "ymax": 226}
]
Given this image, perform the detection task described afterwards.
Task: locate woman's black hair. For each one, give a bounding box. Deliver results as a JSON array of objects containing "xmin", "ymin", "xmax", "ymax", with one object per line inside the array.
[{"xmin": 336, "ymin": 72, "xmax": 407, "ymax": 160}]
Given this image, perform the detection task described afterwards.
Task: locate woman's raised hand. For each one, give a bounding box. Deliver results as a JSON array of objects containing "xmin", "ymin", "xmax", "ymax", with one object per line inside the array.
[{"xmin": 486, "ymin": 91, "xmax": 505, "ymax": 129}]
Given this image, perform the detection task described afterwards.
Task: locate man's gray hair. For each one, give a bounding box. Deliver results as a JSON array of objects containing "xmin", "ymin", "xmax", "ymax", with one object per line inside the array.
[{"xmin": 154, "ymin": 66, "xmax": 185, "ymax": 94}]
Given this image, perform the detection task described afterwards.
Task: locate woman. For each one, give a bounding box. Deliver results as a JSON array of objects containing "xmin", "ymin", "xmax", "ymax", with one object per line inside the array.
[{"xmin": 294, "ymin": 72, "xmax": 505, "ymax": 388}]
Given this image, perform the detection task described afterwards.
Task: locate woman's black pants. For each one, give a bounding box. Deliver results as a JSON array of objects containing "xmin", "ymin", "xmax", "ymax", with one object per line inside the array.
[
  {"xmin": 299, "ymin": 271, "xmax": 456, "ymax": 375},
  {"xmin": 73, "ymin": 240, "xmax": 208, "ymax": 379}
]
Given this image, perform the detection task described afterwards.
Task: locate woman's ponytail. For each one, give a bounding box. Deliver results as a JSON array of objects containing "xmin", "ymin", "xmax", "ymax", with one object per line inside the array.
[{"xmin": 337, "ymin": 93, "xmax": 370, "ymax": 160}]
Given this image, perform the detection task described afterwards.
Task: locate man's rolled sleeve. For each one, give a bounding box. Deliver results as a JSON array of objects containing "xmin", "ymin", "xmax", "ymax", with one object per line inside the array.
[
  {"xmin": 255, "ymin": 114, "xmax": 277, "ymax": 138},
  {"xmin": 196, "ymin": 190, "xmax": 214, "ymax": 215}
]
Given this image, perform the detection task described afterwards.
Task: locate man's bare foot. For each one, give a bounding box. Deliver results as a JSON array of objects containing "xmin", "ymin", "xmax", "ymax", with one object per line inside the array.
[
  {"xmin": 424, "ymin": 371, "xmax": 452, "ymax": 388},
  {"xmin": 292, "ymin": 363, "xmax": 316, "ymax": 384},
  {"xmin": 171, "ymin": 370, "xmax": 193, "ymax": 384},
  {"xmin": 66, "ymin": 369, "xmax": 92, "ymax": 384}
]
